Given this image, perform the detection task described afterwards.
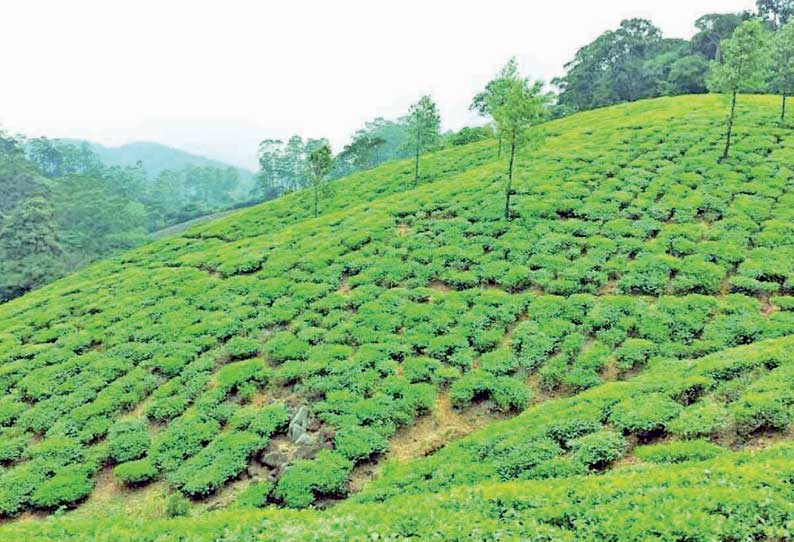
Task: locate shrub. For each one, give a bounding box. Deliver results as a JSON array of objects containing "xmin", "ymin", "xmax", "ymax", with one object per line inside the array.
[
  {"xmin": 165, "ymin": 493, "xmax": 190, "ymax": 518},
  {"xmin": 609, "ymin": 394, "xmax": 683, "ymax": 437},
  {"xmin": 170, "ymin": 431, "xmax": 263, "ymax": 498},
  {"xmin": 544, "ymin": 419, "xmax": 601, "ymax": 448},
  {"xmin": 634, "ymin": 440, "xmax": 723, "ymax": 464},
  {"xmin": 236, "ymin": 481, "xmax": 273, "ymax": 508},
  {"xmin": 525, "ymin": 456, "xmax": 588, "ymax": 480},
  {"xmin": 249, "ymin": 404, "xmax": 290, "ymax": 437},
  {"xmin": 334, "ymin": 425, "xmax": 388, "ymax": 461},
  {"xmin": 494, "ymin": 439, "xmax": 562, "ymax": 479},
  {"xmin": 0, "ymin": 396, "xmax": 25, "ymax": 427},
  {"xmin": 151, "ymin": 417, "xmax": 220, "ymax": 472},
  {"xmin": 265, "ymin": 332, "xmax": 310, "ymax": 363},
  {"xmin": 215, "ymin": 359, "xmax": 269, "ymax": 395},
  {"xmin": 402, "ymin": 356, "xmax": 442, "ymax": 383},
  {"xmin": 0, "ymin": 461, "xmax": 48, "ymax": 516},
  {"xmin": 224, "ymin": 337, "xmax": 261, "ymax": 361},
  {"xmin": 113, "ymin": 458, "xmax": 158, "ymax": 486},
  {"xmin": 25, "ymin": 437, "xmax": 85, "ymax": 467},
  {"xmin": 29, "ymin": 466, "xmax": 94, "ymax": 509},
  {"xmin": 511, "ymin": 321, "xmax": 558, "ymax": 369},
  {"xmin": 449, "ymin": 371, "xmax": 531, "ymax": 412},
  {"xmin": 0, "ymin": 434, "xmax": 27, "ymax": 463},
  {"xmin": 107, "ymin": 419, "xmax": 150, "ymax": 464},
  {"xmin": 275, "ymin": 451, "xmax": 353, "ymax": 508},
  {"xmin": 730, "ymin": 391, "xmax": 791, "ymax": 437},
  {"xmin": 570, "ymin": 430, "xmax": 626, "ymax": 469},
  {"xmin": 479, "ymin": 348, "xmax": 518, "ymax": 376},
  {"xmin": 615, "ymin": 338, "xmax": 656, "ymax": 371},
  {"xmin": 667, "ymin": 400, "xmax": 729, "ymax": 439}
]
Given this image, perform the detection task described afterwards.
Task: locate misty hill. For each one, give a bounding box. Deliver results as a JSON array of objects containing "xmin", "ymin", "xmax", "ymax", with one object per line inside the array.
[
  {"xmin": 61, "ymin": 139, "xmax": 255, "ymax": 182},
  {"xmin": 3, "ymin": 95, "xmax": 794, "ymax": 541}
]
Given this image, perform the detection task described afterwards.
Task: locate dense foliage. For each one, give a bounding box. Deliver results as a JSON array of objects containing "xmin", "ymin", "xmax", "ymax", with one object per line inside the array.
[{"xmin": 0, "ymin": 136, "xmax": 257, "ymax": 303}]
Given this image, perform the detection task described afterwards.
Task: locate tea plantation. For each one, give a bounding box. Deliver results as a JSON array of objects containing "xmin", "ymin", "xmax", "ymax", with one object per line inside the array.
[{"xmin": 3, "ymin": 94, "xmax": 794, "ymax": 540}]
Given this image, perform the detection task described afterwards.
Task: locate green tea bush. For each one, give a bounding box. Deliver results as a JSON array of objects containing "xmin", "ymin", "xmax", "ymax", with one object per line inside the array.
[
  {"xmin": 224, "ymin": 337, "xmax": 261, "ymax": 361},
  {"xmin": 730, "ymin": 391, "xmax": 791, "ymax": 437},
  {"xmin": 334, "ymin": 424, "xmax": 388, "ymax": 461},
  {"xmin": 113, "ymin": 458, "xmax": 158, "ymax": 486},
  {"xmin": 29, "ymin": 465, "xmax": 94, "ymax": 509},
  {"xmin": 667, "ymin": 400, "xmax": 730, "ymax": 439},
  {"xmin": 570, "ymin": 430, "xmax": 626, "ymax": 469},
  {"xmin": 634, "ymin": 440, "xmax": 723, "ymax": 464},
  {"xmin": 609, "ymin": 394, "xmax": 683, "ymax": 437},
  {"xmin": 235, "ymin": 481, "xmax": 273, "ymax": 508},
  {"xmin": 493, "ymin": 438, "xmax": 562, "ymax": 479},
  {"xmin": 264, "ymin": 333, "xmax": 310, "ymax": 363},
  {"xmin": 170, "ymin": 431, "xmax": 263, "ymax": 497},
  {"xmin": 107, "ymin": 419, "xmax": 150, "ymax": 463},
  {"xmin": 275, "ymin": 451, "xmax": 352, "ymax": 508},
  {"xmin": 151, "ymin": 416, "xmax": 220, "ymax": 472},
  {"xmin": 449, "ymin": 371, "xmax": 531, "ymax": 411},
  {"xmin": 615, "ymin": 338, "xmax": 656, "ymax": 371}
]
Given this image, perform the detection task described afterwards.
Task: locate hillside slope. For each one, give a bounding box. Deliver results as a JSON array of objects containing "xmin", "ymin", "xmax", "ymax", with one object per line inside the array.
[{"xmin": 2, "ymin": 94, "xmax": 794, "ymax": 539}]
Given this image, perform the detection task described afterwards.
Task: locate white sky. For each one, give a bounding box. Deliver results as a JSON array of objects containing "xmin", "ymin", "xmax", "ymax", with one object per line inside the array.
[{"xmin": 1, "ymin": 0, "xmax": 756, "ymax": 170}]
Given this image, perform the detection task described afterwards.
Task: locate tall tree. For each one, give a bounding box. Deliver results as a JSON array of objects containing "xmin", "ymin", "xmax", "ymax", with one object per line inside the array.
[
  {"xmin": 757, "ymin": 0, "xmax": 794, "ymax": 28},
  {"xmin": 691, "ymin": 13, "xmax": 752, "ymax": 60},
  {"xmin": 0, "ymin": 197, "xmax": 64, "ymax": 301},
  {"xmin": 492, "ymin": 78, "xmax": 551, "ymax": 219},
  {"xmin": 470, "ymin": 58, "xmax": 520, "ymax": 157},
  {"xmin": 771, "ymin": 21, "xmax": 794, "ymax": 121},
  {"xmin": 554, "ymin": 19, "xmax": 663, "ymax": 111},
  {"xmin": 405, "ymin": 95, "xmax": 441, "ymax": 183},
  {"xmin": 307, "ymin": 141, "xmax": 333, "ymax": 218},
  {"xmin": 707, "ymin": 20, "xmax": 768, "ymax": 161}
]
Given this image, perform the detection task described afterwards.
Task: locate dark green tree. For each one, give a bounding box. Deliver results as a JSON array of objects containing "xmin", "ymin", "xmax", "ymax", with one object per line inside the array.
[
  {"xmin": 0, "ymin": 197, "xmax": 64, "ymax": 301},
  {"xmin": 707, "ymin": 20, "xmax": 768, "ymax": 160},
  {"xmin": 757, "ymin": 0, "xmax": 794, "ymax": 28},
  {"xmin": 691, "ymin": 13, "xmax": 752, "ymax": 60},
  {"xmin": 554, "ymin": 19, "xmax": 663, "ymax": 111},
  {"xmin": 405, "ymin": 95, "xmax": 441, "ymax": 183}
]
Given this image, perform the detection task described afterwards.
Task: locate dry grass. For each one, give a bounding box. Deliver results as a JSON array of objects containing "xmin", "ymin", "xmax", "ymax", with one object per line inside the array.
[{"xmin": 387, "ymin": 393, "xmax": 503, "ymax": 464}]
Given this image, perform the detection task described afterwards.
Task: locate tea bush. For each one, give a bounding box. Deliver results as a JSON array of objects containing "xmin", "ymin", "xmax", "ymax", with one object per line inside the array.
[
  {"xmin": 113, "ymin": 458, "xmax": 158, "ymax": 486},
  {"xmin": 634, "ymin": 439, "xmax": 724, "ymax": 463}
]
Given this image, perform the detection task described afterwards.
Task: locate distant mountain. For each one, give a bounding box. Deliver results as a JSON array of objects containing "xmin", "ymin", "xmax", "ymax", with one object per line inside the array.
[{"xmin": 61, "ymin": 139, "xmax": 256, "ymax": 182}]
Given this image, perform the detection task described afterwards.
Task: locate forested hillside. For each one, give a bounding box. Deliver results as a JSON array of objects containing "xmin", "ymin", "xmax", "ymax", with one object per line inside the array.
[
  {"xmin": 3, "ymin": 94, "xmax": 794, "ymax": 540},
  {"xmin": 0, "ymin": 137, "xmax": 259, "ymax": 303}
]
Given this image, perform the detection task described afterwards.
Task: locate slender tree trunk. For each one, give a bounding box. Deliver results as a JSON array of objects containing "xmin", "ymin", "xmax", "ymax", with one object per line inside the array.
[
  {"xmin": 721, "ymin": 91, "xmax": 737, "ymax": 162},
  {"xmin": 504, "ymin": 137, "xmax": 516, "ymax": 220},
  {"xmin": 414, "ymin": 145, "xmax": 420, "ymax": 183},
  {"xmin": 782, "ymin": 93, "xmax": 787, "ymax": 123},
  {"xmin": 497, "ymin": 135, "xmax": 502, "ymax": 158},
  {"xmin": 414, "ymin": 128, "xmax": 421, "ymax": 184}
]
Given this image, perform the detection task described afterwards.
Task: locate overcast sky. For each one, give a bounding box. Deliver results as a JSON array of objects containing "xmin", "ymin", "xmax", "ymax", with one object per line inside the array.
[{"xmin": 1, "ymin": 0, "xmax": 756, "ymax": 170}]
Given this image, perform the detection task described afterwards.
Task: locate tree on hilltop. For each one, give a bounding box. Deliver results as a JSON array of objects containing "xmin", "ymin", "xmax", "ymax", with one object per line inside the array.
[
  {"xmin": 406, "ymin": 95, "xmax": 441, "ymax": 184},
  {"xmin": 707, "ymin": 20, "xmax": 768, "ymax": 161},
  {"xmin": 492, "ymin": 75, "xmax": 551, "ymax": 219},
  {"xmin": 770, "ymin": 21, "xmax": 794, "ymax": 121},
  {"xmin": 307, "ymin": 140, "xmax": 333, "ymax": 218}
]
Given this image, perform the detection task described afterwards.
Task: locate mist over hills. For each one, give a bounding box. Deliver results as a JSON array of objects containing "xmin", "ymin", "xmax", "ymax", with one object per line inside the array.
[{"xmin": 59, "ymin": 139, "xmax": 256, "ymax": 182}]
